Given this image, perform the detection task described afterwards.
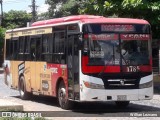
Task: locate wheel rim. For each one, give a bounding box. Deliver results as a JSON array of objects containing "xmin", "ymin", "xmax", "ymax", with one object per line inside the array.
[
  {"xmin": 58, "ymin": 87, "xmax": 66, "ymax": 107},
  {"xmin": 20, "ymin": 79, "xmax": 25, "ymax": 96}
]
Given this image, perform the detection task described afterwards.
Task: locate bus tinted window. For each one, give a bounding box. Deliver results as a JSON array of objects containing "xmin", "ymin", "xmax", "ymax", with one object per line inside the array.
[
  {"xmin": 19, "ymin": 37, "xmax": 25, "ymax": 60},
  {"xmin": 53, "ymin": 31, "xmax": 66, "ymax": 64},
  {"xmin": 12, "ymin": 40, "xmax": 18, "ymax": 60},
  {"xmin": 54, "ymin": 32, "xmax": 65, "ymax": 53},
  {"xmin": 6, "ymin": 40, "xmax": 10, "ymax": 60},
  {"xmin": 30, "ymin": 37, "xmax": 41, "ymax": 61},
  {"xmin": 24, "ymin": 36, "xmax": 30, "ymax": 60},
  {"xmin": 6, "ymin": 39, "xmax": 19, "ymax": 60},
  {"xmin": 42, "ymin": 34, "xmax": 53, "ymax": 62}
]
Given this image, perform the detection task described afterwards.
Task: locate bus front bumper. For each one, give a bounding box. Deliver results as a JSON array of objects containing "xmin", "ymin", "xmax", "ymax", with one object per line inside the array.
[{"xmin": 80, "ymin": 87, "xmax": 153, "ymax": 101}]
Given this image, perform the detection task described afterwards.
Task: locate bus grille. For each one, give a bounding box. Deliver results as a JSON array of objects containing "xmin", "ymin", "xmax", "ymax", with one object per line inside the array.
[{"xmin": 103, "ymin": 79, "xmax": 140, "ymax": 89}]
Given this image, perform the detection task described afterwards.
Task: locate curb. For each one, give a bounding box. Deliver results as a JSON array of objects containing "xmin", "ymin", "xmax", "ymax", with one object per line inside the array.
[{"xmin": 0, "ymin": 99, "xmax": 23, "ymax": 111}]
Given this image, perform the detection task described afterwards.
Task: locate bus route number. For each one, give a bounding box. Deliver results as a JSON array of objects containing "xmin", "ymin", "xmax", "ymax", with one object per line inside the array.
[{"xmin": 127, "ymin": 66, "xmax": 140, "ymax": 72}]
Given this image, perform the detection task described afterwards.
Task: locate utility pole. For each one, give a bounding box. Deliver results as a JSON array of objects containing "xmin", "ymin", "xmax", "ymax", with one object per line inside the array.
[
  {"xmin": 0, "ymin": 0, "xmax": 3, "ymax": 26},
  {"xmin": 29, "ymin": 0, "xmax": 38, "ymax": 23}
]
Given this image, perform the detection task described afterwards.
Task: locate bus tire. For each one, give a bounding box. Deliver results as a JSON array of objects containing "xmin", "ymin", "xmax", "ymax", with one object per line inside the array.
[
  {"xmin": 19, "ymin": 76, "xmax": 31, "ymax": 100},
  {"xmin": 58, "ymin": 81, "xmax": 73, "ymax": 110},
  {"xmin": 115, "ymin": 101, "xmax": 130, "ymax": 108}
]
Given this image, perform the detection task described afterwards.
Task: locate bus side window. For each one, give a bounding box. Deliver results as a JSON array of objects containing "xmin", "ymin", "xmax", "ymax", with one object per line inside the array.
[
  {"xmin": 18, "ymin": 37, "xmax": 25, "ymax": 60},
  {"xmin": 42, "ymin": 34, "xmax": 53, "ymax": 62},
  {"xmin": 6, "ymin": 40, "xmax": 12, "ymax": 60},
  {"xmin": 36, "ymin": 38, "xmax": 42, "ymax": 61},
  {"xmin": 7, "ymin": 38, "xmax": 18, "ymax": 60},
  {"xmin": 12, "ymin": 39, "xmax": 18, "ymax": 60},
  {"xmin": 24, "ymin": 36, "xmax": 30, "ymax": 61},
  {"xmin": 53, "ymin": 32, "xmax": 66, "ymax": 64},
  {"xmin": 30, "ymin": 38, "xmax": 36, "ymax": 61}
]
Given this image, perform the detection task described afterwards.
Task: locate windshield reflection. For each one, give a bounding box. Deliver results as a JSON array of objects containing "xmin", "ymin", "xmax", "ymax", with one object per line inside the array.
[
  {"xmin": 89, "ymin": 40, "xmax": 120, "ymax": 65},
  {"xmin": 121, "ymin": 40, "xmax": 149, "ymax": 65},
  {"xmin": 86, "ymin": 34, "xmax": 150, "ymax": 66}
]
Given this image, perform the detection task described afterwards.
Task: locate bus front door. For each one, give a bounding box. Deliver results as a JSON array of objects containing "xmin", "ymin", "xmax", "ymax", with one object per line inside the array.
[{"xmin": 67, "ymin": 35, "xmax": 79, "ymax": 100}]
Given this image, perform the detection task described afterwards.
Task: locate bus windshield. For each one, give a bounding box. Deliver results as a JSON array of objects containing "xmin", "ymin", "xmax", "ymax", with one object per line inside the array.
[
  {"xmin": 86, "ymin": 34, "xmax": 120, "ymax": 65},
  {"xmin": 85, "ymin": 34, "xmax": 150, "ymax": 66},
  {"xmin": 121, "ymin": 39, "xmax": 149, "ymax": 65},
  {"xmin": 83, "ymin": 24, "xmax": 151, "ymax": 66}
]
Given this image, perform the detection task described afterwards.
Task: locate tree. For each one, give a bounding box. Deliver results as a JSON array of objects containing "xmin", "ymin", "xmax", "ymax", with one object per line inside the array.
[
  {"xmin": 2, "ymin": 10, "xmax": 32, "ymax": 29},
  {"xmin": 45, "ymin": 0, "xmax": 79, "ymax": 18},
  {"xmin": 79, "ymin": 0, "xmax": 160, "ymax": 39},
  {"xmin": 0, "ymin": 27, "xmax": 5, "ymax": 57}
]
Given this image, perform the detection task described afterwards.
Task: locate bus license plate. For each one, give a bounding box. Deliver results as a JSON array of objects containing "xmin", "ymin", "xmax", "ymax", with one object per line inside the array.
[{"xmin": 117, "ymin": 95, "xmax": 127, "ymax": 101}]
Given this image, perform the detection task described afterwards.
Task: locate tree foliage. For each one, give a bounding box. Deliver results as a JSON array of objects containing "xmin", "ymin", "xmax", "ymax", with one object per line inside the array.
[
  {"xmin": 79, "ymin": 0, "xmax": 160, "ymax": 39},
  {"xmin": 45, "ymin": 0, "xmax": 79, "ymax": 18},
  {"xmin": 2, "ymin": 10, "xmax": 32, "ymax": 29},
  {"xmin": 0, "ymin": 10, "xmax": 32, "ymax": 54},
  {"xmin": 0, "ymin": 27, "xmax": 6, "ymax": 53}
]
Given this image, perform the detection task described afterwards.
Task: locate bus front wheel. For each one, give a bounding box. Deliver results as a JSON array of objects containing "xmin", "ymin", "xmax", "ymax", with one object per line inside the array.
[
  {"xmin": 58, "ymin": 81, "xmax": 73, "ymax": 110},
  {"xmin": 115, "ymin": 101, "xmax": 130, "ymax": 108},
  {"xmin": 19, "ymin": 76, "xmax": 31, "ymax": 100}
]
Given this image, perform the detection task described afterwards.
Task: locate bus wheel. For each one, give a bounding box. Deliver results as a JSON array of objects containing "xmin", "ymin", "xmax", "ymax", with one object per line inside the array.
[
  {"xmin": 19, "ymin": 76, "xmax": 31, "ymax": 100},
  {"xmin": 115, "ymin": 101, "xmax": 130, "ymax": 108},
  {"xmin": 58, "ymin": 81, "xmax": 73, "ymax": 110}
]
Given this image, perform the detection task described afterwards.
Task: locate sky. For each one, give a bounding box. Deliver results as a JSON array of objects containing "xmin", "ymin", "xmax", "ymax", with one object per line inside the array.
[{"xmin": 3, "ymin": 0, "xmax": 49, "ymax": 14}]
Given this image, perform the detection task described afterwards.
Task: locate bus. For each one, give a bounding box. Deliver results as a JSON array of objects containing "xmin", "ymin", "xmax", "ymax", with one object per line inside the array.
[{"xmin": 3, "ymin": 15, "xmax": 153, "ymax": 109}]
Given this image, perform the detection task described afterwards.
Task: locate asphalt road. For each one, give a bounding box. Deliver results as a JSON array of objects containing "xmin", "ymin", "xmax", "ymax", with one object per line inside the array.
[{"xmin": 0, "ymin": 74, "xmax": 160, "ymax": 119}]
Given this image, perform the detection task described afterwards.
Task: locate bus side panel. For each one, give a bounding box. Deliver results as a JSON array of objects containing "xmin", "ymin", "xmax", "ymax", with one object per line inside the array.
[
  {"xmin": 30, "ymin": 61, "xmax": 36, "ymax": 91},
  {"xmin": 11, "ymin": 61, "xmax": 20, "ymax": 89},
  {"xmin": 24, "ymin": 61, "xmax": 31, "ymax": 92},
  {"xmin": 40, "ymin": 62, "xmax": 52, "ymax": 96},
  {"xmin": 35, "ymin": 62, "xmax": 43, "ymax": 92},
  {"xmin": 47, "ymin": 64, "xmax": 68, "ymax": 97}
]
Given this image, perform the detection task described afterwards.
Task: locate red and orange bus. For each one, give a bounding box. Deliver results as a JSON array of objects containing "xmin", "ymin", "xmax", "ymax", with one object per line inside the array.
[{"xmin": 3, "ymin": 15, "xmax": 153, "ymax": 109}]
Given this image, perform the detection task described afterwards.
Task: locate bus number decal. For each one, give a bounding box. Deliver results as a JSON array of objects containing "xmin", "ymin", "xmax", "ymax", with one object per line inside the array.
[{"xmin": 127, "ymin": 66, "xmax": 140, "ymax": 72}]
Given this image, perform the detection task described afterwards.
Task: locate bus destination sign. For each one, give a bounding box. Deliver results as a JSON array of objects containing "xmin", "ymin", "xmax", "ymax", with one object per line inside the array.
[{"xmin": 101, "ymin": 25, "xmax": 135, "ymax": 32}]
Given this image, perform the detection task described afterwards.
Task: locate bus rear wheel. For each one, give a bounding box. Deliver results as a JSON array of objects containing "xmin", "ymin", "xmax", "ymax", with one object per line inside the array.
[
  {"xmin": 115, "ymin": 101, "xmax": 130, "ymax": 108},
  {"xmin": 19, "ymin": 76, "xmax": 31, "ymax": 100},
  {"xmin": 58, "ymin": 81, "xmax": 73, "ymax": 110}
]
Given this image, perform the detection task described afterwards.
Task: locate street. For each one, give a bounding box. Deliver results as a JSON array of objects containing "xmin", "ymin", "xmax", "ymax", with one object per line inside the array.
[{"xmin": 0, "ymin": 74, "xmax": 160, "ymax": 119}]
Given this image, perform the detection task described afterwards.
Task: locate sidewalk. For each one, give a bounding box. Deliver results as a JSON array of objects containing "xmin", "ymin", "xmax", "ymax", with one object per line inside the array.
[
  {"xmin": 0, "ymin": 69, "xmax": 23, "ymax": 111},
  {"xmin": 0, "ymin": 99, "xmax": 23, "ymax": 111}
]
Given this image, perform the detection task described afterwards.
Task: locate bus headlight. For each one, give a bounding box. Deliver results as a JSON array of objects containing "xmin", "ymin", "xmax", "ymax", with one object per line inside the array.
[
  {"xmin": 83, "ymin": 81, "xmax": 104, "ymax": 89},
  {"xmin": 139, "ymin": 81, "xmax": 153, "ymax": 89}
]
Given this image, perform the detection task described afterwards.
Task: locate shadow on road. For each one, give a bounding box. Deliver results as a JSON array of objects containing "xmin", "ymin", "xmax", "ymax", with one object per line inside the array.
[
  {"xmin": 73, "ymin": 101, "xmax": 160, "ymax": 111},
  {"xmin": 12, "ymin": 94, "xmax": 160, "ymax": 117},
  {"xmin": 14, "ymin": 95, "xmax": 59, "ymax": 107}
]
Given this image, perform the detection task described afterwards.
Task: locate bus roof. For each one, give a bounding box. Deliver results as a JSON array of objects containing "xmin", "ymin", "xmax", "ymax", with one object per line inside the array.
[{"xmin": 32, "ymin": 15, "xmax": 149, "ymax": 27}]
